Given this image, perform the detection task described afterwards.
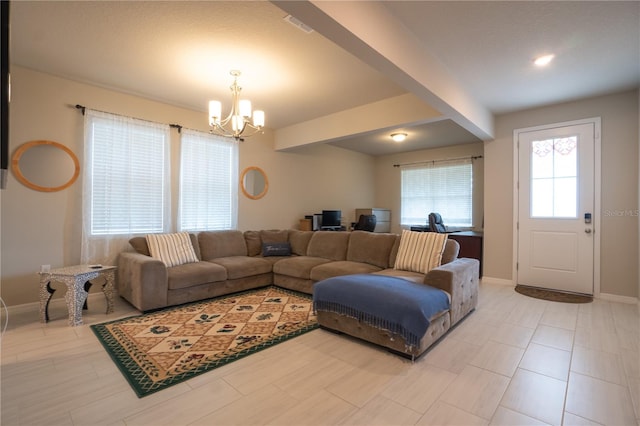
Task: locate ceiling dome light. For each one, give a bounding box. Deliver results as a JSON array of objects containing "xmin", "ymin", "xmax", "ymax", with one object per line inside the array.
[
  {"xmin": 391, "ymin": 133, "xmax": 407, "ymax": 143},
  {"xmin": 534, "ymin": 54, "xmax": 554, "ymax": 67}
]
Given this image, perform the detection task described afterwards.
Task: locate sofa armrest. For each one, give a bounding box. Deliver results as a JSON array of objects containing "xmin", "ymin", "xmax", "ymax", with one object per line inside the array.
[
  {"xmin": 117, "ymin": 252, "xmax": 168, "ymax": 312},
  {"xmin": 424, "ymin": 258, "xmax": 479, "ymax": 326}
]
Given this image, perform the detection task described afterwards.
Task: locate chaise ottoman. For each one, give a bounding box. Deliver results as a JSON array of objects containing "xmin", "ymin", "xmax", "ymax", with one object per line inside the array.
[{"xmin": 313, "ymin": 274, "xmax": 451, "ymax": 360}]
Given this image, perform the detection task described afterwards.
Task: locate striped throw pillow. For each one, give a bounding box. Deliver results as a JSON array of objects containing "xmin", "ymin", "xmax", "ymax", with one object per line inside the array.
[
  {"xmin": 146, "ymin": 232, "xmax": 198, "ymax": 267},
  {"xmin": 394, "ymin": 230, "xmax": 448, "ymax": 274}
]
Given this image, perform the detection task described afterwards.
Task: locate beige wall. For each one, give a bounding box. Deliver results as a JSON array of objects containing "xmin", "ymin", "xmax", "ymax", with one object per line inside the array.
[
  {"xmin": 4, "ymin": 67, "xmax": 636, "ymax": 306},
  {"xmin": 484, "ymin": 90, "xmax": 639, "ymax": 298},
  {"xmin": 375, "ymin": 142, "xmax": 485, "ymax": 234},
  {"xmin": 1, "ymin": 67, "xmax": 375, "ymax": 306},
  {"xmin": 239, "ymin": 134, "xmax": 376, "ymax": 231}
]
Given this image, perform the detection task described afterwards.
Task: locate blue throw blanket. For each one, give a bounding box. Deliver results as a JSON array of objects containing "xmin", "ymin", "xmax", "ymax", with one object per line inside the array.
[{"xmin": 313, "ymin": 274, "xmax": 450, "ymax": 349}]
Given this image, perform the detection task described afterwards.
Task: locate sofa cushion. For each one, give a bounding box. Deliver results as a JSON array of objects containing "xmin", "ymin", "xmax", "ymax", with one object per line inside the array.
[
  {"xmin": 260, "ymin": 229, "xmax": 289, "ymax": 244},
  {"xmin": 310, "ymin": 260, "xmax": 382, "ymax": 282},
  {"xmin": 306, "ymin": 231, "xmax": 350, "ymax": 261},
  {"xmin": 189, "ymin": 234, "xmax": 202, "ymax": 261},
  {"xmin": 289, "ymin": 230, "xmax": 313, "ymax": 256},
  {"xmin": 394, "ymin": 230, "xmax": 447, "ymax": 274},
  {"xmin": 260, "ymin": 255, "xmax": 290, "ymax": 266},
  {"xmin": 199, "ymin": 230, "xmax": 247, "ymax": 260},
  {"xmin": 273, "ymin": 256, "xmax": 332, "ymax": 279},
  {"xmin": 146, "ymin": 232, "xmax": 199, "ymax": 267},
  {"xmin": 130, "ymin": 233, "xmax": 201, "ymax": 260},
  {"xmin": 167, "ymin": 261, "xmax": 227, "ymax": 290},
  {"xmin": 244, "ymin": 230, "xmax": 262, "ymax": 257},
  {"xmin": 347, "ymin": 231, "xmax": 397, "ymax": 268},
  {"xmin": 388, "ymin": 236, "xmax": 401, "ymax": 267},
  {"xmin": 209, "ymin": 256, "xmax": 272, "ymax": 280},
  {"xmin": 262, "ymin": 242, "xmax": 292, "ymax": 257},
  {"xmin": 441, "ymin": 239, "xmax": 460, "ymax": 265}
]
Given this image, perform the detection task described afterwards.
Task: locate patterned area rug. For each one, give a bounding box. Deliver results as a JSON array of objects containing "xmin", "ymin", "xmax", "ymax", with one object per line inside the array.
[
  {"xmin": 91, "ymin": 286, "xmax": 318, "ymax": 397},
  {"xmin": 515, "ymin": 285, "xmax": 593, "ymax": 303}
]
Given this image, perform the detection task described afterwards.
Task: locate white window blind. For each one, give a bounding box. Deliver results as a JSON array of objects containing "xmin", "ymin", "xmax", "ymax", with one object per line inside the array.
[
  {"xmin": 400, "ymin": 159, "xmax": 473, "ymax": 226},
  {"xmin": 84, "ymin": 110, "xmax": 170, "ymax": 235},
  {"xmin": 179, "ymin": 129, "xmax": 238, "ymax": 231}
]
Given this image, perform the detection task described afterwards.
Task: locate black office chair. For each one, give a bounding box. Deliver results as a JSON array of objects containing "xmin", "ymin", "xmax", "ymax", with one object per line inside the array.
[
  {"xmin": 428, "ymin": 212, "xmax": 447, "ymax": 233},
  {"xmin": 354, "ymin": 214, "xmax": 377, "ymax": 232}
]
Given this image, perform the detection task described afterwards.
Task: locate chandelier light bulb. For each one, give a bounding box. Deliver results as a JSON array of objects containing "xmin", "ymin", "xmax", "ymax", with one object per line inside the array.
[
  {"xmin": 232, "ymin": 115, "xmax": 244, "ymax": 132},
  {"xmin": 239, "ymin": 100, "xmax": 252, "ymax": 118},
  {"xmin": 208, "ymin": 100, "xmax": 221, "ymax": 125},
  {"xmin": 253, "ymin": 110, "xmax": 265, "ymax": 127}
]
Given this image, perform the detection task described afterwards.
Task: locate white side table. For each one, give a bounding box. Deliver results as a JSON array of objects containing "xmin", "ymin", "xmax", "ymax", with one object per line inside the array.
[{"xmin": 39, "ymin": 265, "xmax": 116, "ymax": 326}]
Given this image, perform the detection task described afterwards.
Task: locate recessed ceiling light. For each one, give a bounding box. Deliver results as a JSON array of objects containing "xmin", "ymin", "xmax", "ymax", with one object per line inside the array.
[
  {"xmin": 391, "ymin": 133, "xmax": 407, "ymax": 143},
  {"xmin": 534, "ymin": 54, "xmax": 554, "ymax": 67}
]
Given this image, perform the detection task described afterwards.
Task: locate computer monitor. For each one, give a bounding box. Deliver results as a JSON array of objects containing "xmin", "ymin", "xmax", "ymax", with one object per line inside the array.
[{"xmin": 321, "ymin": 210, "xmax": 341, "ymax": 230}]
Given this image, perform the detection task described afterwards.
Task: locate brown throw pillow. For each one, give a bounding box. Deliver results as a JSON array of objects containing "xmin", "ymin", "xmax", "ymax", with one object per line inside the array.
[{"xmin": 129, "ymin": 237, "xmax": 150, "ymax": 256}]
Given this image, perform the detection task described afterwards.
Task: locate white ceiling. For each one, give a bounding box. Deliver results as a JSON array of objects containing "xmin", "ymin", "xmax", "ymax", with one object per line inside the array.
[
  {"xmin": 10, "ymin": 1, "xmax": 640, "ymax": 156},
  {"xmin": 384, "ymin": 1, "xmax": 640, "ymax": 114}
]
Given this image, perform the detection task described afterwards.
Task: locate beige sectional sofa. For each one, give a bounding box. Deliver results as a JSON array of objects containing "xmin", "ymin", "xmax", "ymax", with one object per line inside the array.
[{"xmin": 117, "ymin": 229, "xmax": 479, "ymax": 357}]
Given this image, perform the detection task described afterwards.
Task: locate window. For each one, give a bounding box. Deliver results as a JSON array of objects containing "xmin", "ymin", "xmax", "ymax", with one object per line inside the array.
[
  {"xmin": 82, "ymin": 110, "xmax": 238, "ymax": 265},
  {"xmin": 400, "ymin": 159, "xmax": 473, "ymax": 226},
  {"xmin": 84, "ymin": 110, "xmax": 170, "ymax": 235},
  {"xmin": 530, "ymin": 136, "xmax": 577, "ymax": 218},
  {"xmin": 179, "ymin": 129, "xmax": 238, "ymax": 231}
]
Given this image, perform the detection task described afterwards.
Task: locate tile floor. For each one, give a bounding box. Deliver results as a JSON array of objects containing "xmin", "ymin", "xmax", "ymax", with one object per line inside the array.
[{"xmin": 1, "ymin": 281, "xmax": 638, "ymax": 425}]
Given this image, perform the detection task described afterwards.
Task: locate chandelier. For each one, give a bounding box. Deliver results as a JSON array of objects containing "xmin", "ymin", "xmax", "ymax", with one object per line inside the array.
[{"xmin": 208, "ymin": 70, "xmax": 265, "ymax": 141}]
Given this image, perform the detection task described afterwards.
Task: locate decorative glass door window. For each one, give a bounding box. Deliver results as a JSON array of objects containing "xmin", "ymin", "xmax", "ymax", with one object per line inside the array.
[{"xmin": 530, "ymin": 136, "xmax": 578, "ymax": 218}]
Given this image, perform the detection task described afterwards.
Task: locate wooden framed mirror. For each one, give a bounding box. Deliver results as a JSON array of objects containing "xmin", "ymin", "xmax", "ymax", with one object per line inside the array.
[
  {"xmin": 240, "ymin": 166, "xmax": 268, "ymax": 200},
  {"xmin": 12, "ymin": 140, "xmax": 80, "ymax": 192}
]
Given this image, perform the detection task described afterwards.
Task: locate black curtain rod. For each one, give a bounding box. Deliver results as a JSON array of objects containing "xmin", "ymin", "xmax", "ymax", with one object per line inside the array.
[
  {"xmin": 75, "ymin": 104, "xmax": 183, "ymax": 132},
  {"xmin": 393, "ymin": 155, "xmax": 483, "ymax": 168}
]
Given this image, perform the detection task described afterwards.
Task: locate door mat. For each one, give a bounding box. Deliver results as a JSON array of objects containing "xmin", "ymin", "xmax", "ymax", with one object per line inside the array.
[
  {"xmin": 515, "ymin": 285, "xmax": 593, "ymax": 304},
  {"xmin": 91, "ymin": 286, "xmax": 318, "ymax": 397}
]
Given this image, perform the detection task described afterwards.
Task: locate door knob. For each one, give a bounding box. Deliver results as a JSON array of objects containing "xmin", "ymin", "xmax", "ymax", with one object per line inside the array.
[{"xmin": 585, "ymin": 228, "xmax": 592, "ymax": 234}]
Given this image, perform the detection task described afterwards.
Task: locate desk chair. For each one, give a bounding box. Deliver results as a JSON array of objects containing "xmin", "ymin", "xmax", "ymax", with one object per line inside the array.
[
  {"xmin": 428, "ymin": 212, "xmax": 447, "ymax": 233},
  {"xmin": 354, "ymin": 214, "xmax": 377, "ymax": 232}
]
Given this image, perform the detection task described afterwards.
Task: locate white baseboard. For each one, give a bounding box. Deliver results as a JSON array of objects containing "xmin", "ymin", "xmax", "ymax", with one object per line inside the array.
[
  {"xmin": 480, "ymin": 279, "xmax": 638, "ymax": 305},
  {"xmin": 1, "ymin": 292, "xmax": 106, "ymax": 316},
  {"xmin": 481, "ymin": 276, "xmax": 514, "ymax": 286},
  {"xmin": 597, "ymin": 292, "xmax": 639, "ymax": 305}
]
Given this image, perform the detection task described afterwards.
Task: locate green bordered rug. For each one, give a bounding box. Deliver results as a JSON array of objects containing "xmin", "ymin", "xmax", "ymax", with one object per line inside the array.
[{"xmin": 91, "ymin": 286, "xmax": 318, "ymax": 397}]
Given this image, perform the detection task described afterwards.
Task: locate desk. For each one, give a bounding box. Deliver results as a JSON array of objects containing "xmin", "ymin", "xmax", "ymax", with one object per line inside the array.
[
  {"xmin": 39, "ymin": 265, "xmax": 116, "ymax": 326},
  {"xmin": 447, "ymin": 231, "xmax": 483, "ymax": 277}
]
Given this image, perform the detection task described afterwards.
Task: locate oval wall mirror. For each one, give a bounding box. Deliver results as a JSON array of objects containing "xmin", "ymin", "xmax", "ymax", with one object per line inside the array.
[
  {"xmin": 12, "ymin": 140, "xmax": 80, "ymax": 192},
  {"xmin": 240, "ymin": 166, "xmax": 268, "ymax": 200}
]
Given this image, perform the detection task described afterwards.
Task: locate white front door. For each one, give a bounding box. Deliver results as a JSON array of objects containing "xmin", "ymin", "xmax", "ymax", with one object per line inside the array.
[{"xmin": 516, "ymin": 118, "xmax": 599, "ymax": 295}]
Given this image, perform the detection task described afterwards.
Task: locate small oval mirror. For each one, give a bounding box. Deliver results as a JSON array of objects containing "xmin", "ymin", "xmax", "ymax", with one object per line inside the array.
[
  {"xmin": 12, "ymin": 140, "xmax": 80, "ymax": 192},
  {"xmin": 240, "ymin": 166, "xmax": 268, "ymax": 200}
]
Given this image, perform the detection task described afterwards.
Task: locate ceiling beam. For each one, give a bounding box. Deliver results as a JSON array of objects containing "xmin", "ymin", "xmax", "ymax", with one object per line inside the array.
[
  {"xmin": 272, "ymin": 0, "xmax": 494, "ymax": 142},
  {"xmin": 275, "ymin": 93, "xmax": 442, "ymax": 151}
]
